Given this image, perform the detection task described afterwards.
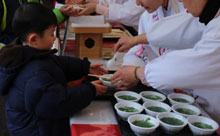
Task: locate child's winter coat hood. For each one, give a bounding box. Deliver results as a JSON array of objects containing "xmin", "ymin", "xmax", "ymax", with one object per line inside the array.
[{"xmin": 0, "ymin": 39, "xmax": 57, "ymax": 95}]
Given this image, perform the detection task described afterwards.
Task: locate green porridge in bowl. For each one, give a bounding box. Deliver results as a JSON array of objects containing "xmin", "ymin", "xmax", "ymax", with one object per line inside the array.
[
  {"xmin": 161, "ymin": 117, "xmax": 184, "ymax": 126},
  {"xmin": 176, "ymin": 108, "xmax": 197, "ymax": 115},
  {"xmin": 119, "ymin": 106, "xmax": 139, "ymax": 112},
  {"xmin": 132, "ymin": 118, "xmax": 154, "ymax": 128},
  {"xmin": 147, "ymin": 106, "xmax": 167, "ymax": 112},
  {"xmin": 102, "ymin": 77, "xmax": 111, "ymax": 82},
  {"xmin": 143, "ymin": 95, "xmax": 162, "ymax": 100},
  {"xmin": 192, "ymin": 122, "xmax": 213, "ymax": 129},
  {"xmin": 118, "ymin": 95, "xmax": 137, "ymax": 100},
  {"xmin": 172, "ymin": 98, "xmax": 189, "ymax": 103}
]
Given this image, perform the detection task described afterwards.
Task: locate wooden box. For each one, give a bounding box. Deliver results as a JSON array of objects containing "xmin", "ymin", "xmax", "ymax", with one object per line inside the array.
[{"xmin": 69, "ymin": 26, "xmax": 111, "ymax": 59}]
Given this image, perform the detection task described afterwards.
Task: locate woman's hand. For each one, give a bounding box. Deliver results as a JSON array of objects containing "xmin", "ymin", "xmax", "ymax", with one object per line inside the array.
[
  {"xmin": 65, "ymin": 0, "xmax": 84, "ymax": 4},
  {"xmin": 91, "ymin": 80, "xmax": 108, "ymax": 95},
  {"xmin": 78, "ymin": 3, "xmax": 97, "ymax": 15},
  {"xmin": 113, "ymin": 36, "xmax": 136, "ymax": 52},
  {"xmin": 90, "ymin": 63, "xmax": 108, "ymax": 75},
  {"xmin": 111, "ymin": 66, "xmax": 139, "ymax": 90},
  {"xmin": 60, "ymin": 5, "xmax": 81, "ymax": 16},
  {"xmin": 113, "ymin": 33, "xmax": 148, "ymax": 52}
]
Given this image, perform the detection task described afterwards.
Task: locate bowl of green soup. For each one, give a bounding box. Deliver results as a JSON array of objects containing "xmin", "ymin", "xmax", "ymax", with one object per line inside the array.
[
  {"xmin": 143, "ymin": 101, "xmax": 171, "ymax": 117},
  {"xmin": 168, "ymin": 93, "xmax": 195, "ymax": 105},
  {"xmin": 187, "ymin": 116, "xmax": 219, "ymax": 136},
  {"xmin": 99, "ymin": 74, "xmax": 119, "ymax": 88},
  {"xmin": 128, "ymin": 114, "xmax": 159, "ymax": 136},
  {"xmin": 114, "ymin": 101, "xmax": 143, "ymax": 121},
  {"xmin": 140, "ymin": 91, "xmax": 166, "ymax": 103},
  {"xmin": 157, "ymin": 112, "xmax": 187, "ymax": 134},
  {"xmin": 114, "ymin": 91, "xmax": 141, "ymax": 103},
  {"xmin": 172, "ymin": 104, "xmax": 201, "ymax": 118}
]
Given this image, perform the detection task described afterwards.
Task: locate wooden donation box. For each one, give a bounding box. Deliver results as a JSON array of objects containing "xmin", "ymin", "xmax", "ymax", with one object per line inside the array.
[{"xmin": 69, "ymin": 15, "xmax": 111, "ymax": 59}]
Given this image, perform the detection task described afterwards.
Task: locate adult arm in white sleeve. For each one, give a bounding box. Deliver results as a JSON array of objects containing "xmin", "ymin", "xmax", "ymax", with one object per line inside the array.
[
  {"xmin": 108, "ymin": 0, "xmax": 144, "ymax": 28},
  {"xmin": 145, "ymin": 16, "xmax": 220, "ymax": 90},
  {"xmin": 98, "ymin": 0, "xmax": 126, "ymax": 6},
  {"xmin": 122, "ymin": 11, "xmax": 151, "ymax": 66},
  {"xmin": 147, "ymin": 12, "xmax": 205, "ymax": 50}
]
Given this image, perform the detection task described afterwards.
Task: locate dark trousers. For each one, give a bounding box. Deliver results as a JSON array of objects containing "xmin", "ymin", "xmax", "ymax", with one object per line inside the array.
[{"xmin": 0, "ymin": 96, "xmax": 9, "ymax": 136}]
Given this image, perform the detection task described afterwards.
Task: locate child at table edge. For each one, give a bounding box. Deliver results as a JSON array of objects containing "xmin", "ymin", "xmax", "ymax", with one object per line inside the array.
[{"xmin": 0, "ymin": 3, "xmax": 107, "ymax": 136}]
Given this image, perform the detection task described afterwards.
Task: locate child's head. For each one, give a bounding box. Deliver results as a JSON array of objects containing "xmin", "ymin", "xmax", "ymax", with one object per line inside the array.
[
  {"xmin": 136, "ymin": 0, "xmax": 166, "ymax": 13},
  {"xmin": 12, "ymin": 3, "xmax": 57, "ymax": 50}
]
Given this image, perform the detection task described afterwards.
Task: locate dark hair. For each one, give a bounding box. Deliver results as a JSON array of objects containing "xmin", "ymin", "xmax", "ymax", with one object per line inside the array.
[{"xmin": 12, "ymin": 3, "xmax": 57, "ymax": 42}]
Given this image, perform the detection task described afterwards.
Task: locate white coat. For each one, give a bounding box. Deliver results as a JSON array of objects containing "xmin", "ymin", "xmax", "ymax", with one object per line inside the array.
[
  {"xmin": 123, "ymin": 0, "xmax": 185, "ymax": 66},
  {"xmin": 99, "ymin": 0, "xmax": 145, "ymax": 30},
  {"xmin": 144, "ymin": 15, "xmax": 220, "ymax": 123},
  {"xmin": 146, "ymin": 11, "xmax": 205, "ymax": 50}
]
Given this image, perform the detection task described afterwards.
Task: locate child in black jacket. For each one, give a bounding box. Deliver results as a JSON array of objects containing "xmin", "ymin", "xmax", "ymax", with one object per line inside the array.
[{"xmin": 0, "ymin": 3, "xmax": 107, "ymax": 136}]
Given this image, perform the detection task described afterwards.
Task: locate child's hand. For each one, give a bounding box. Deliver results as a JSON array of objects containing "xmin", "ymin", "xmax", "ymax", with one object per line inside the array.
[
  {"xmin": 91, "ymin": 80, "xmax": 108, "ymax": 95},
  {"xmin": 90, "ymin": 63, "xmax": 108, "ymax": 75}
]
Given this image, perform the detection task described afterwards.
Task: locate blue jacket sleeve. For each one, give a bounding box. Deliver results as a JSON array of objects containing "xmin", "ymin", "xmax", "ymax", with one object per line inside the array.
[
  {"xmin": 24, "ymin": 71, "xmax": 96, "ymax": 119},
  {"xmin": 52, "ymin": 55, "xmax": 90, "ymax": 81}
]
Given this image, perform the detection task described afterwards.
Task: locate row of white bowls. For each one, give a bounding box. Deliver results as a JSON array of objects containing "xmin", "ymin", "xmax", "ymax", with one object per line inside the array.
[
  {"xmin": 114, "ymin": 91, "xmax": 195, "ymax": 105},
  {"xmin": 114, "ymin": 91, "xmax": 199, "ymax": 120},
  {"xmin": 115, "ymin": 101, "xmax": 219, "ymax": 136},
  {"xmin": 114, "ymin": 101, "xmax": 201, "ymax": 121},
  {"xmin": 128, "ymin": 113, "xmax": 219, "ymax": 136}
]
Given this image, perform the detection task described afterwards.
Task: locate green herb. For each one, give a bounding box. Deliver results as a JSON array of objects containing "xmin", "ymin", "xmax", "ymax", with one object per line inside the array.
[
  {"xmin": 145, "ymin": 117, "xmax": 150, "ymax": 121},
  {"xmin": 172, "ymin": 98, "xmax": 189, "ymax": 103},
  {"xmin": 143, "ymin": 94, "xmax": 162, "ymax": 100},
  {"xmin": 192, "ymin": 122, "xmax": 213, "ymax": 129},
  {"xmin": 132, "ymin": 119, "xmax": 154, "ymax": 128},
  {"xmin": 147, "ymin": 106, "xmax": 167, "ymax": 112},
  {"xmin": 161, "ymin": 117, "xmax": 184, "ymax": 126},
  {"xmin": 119, "ymin": 106, "xmax": 139, "ymax": 112},
  {"xmin": 176, "ymin": 108, "xmax": 197, "ymax": 115},
  {"xmin": 118, "ymin": 95, "xmax": 137, "ymax": 100}
]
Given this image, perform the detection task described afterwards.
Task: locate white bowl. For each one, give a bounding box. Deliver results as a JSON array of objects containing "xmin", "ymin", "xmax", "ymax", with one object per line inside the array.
[
  {"xmin": 114, "ymin": 91, "xmax": 141, "ymax": 103},
  {"xmin": 172, "ymin": 104, "xmax": 201, "ymax": 118},
  {"xmin": 143, "ymin": 101, "xmax": 171, "ymax": 117},
  {"xmin": 157, "ymin": 112, "xmax": 187, "ymax": 134},
  {"xmin": 168, "ymin": 93, "xmax": 195, "ymax": 105},
  {"xmin": 99, "ymin": 74, "xmax": 118, "ymax": 88},
  {"xmin": 114, "ymin": 101, "xmax": 143, "ymax": 121},
  {"xmin": 140, "ymin": 91, "xmax": 166, "ymax": 103},
  {"xmin": 128, "ymin": 114, "xmax": 159, "ymax": 136},
  {"xmin": 187, "ymin": 116, "xmax": 219, "ymax": 136}
]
